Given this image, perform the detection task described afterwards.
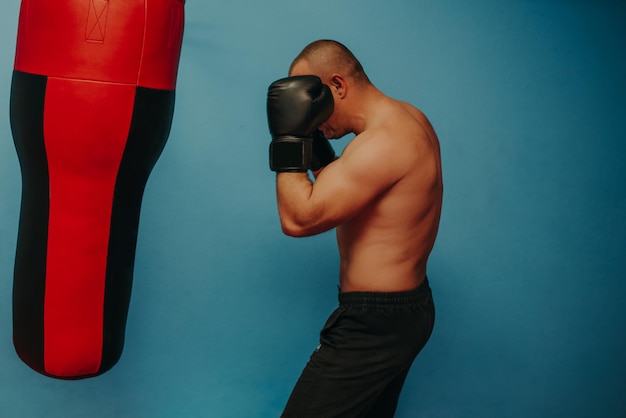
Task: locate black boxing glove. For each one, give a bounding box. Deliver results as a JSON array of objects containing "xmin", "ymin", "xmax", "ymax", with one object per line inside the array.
[
  {"xmin": 267, "ymin": 75, "xmax": 334, "ymax": 172},
  {"xmin": 310, "ymin": 130, "xmax": 337, "ymax": 171}
]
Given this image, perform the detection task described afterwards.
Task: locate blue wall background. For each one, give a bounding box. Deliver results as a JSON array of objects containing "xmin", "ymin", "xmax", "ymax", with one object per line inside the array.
[{"xmin": 1, "ymin": 1, "xmax": 625, "ymax": 417}]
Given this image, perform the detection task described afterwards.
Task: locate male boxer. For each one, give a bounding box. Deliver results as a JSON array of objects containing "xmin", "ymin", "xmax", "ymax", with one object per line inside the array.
[{"xmin": 267, "ymin": 39, "xmax": 442, "ymax": 417}]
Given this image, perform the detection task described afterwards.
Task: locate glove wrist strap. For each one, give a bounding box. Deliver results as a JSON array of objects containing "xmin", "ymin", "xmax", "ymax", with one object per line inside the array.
[{"xmin": 269, "ymin": 137, "xmax": 312, "ymax": 172}]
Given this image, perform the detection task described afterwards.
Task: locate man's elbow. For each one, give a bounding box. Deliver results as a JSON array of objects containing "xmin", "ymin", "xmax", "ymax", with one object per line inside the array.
[
  {"xmin": 278, "ymin": 205, "xmax": 331, "ymax": 237},
  {"xmin": 280, "ymin": 217, "xmax": 312, "ymax": 237}
]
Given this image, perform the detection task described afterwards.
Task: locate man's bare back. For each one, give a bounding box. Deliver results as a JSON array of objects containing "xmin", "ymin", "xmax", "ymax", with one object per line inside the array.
[{"xmin": 329, "ymin": 98, "xmax": 443, "ymax": 292}]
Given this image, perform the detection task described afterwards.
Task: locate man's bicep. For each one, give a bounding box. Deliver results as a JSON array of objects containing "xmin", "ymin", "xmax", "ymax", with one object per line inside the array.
[{"xmin": 310, "ymin": 150, "xmax": 397, "ymax": 225}]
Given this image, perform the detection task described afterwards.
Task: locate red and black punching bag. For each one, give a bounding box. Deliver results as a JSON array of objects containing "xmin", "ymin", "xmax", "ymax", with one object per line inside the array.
[{"xmin": 10, "ymin": 0, "xmax": 185, "ymax": 379}]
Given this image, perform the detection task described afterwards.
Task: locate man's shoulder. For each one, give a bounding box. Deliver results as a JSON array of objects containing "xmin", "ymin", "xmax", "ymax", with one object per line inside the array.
[
  {"xmin": 398, "ymin": 100, "xmax": 423, "ymax": 117},
  {"xmin": 343, "ymin": 127, "xmax": 395, "ymax": 157}
]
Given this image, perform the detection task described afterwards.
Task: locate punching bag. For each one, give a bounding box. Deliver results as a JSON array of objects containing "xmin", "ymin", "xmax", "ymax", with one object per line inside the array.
[{"xmin": 10, "ymin": 0, "xmax": 185, "ymax": 379}]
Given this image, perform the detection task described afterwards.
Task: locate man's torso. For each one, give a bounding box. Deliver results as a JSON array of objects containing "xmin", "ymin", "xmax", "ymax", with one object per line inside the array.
[{"xmin": 337, "ymin": 99, "xmax": 443, "ymax": 292}]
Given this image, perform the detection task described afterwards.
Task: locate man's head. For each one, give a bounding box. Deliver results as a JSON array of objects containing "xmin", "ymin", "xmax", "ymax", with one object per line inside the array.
[{"xmin": 289, "ymin": 40, "xmax": 370, "ymax": 139}]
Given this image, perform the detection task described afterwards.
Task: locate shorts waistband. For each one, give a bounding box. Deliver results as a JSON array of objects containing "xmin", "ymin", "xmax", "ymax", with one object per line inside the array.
[{"xmin": 338, "ymin": 277, "xmax": 431, "ymax": 307}]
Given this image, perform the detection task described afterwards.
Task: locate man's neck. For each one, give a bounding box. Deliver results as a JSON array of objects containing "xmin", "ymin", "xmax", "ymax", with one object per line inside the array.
[{"xmin": 349, "ymin": 85, "xmax": 387, "ymax": 135}]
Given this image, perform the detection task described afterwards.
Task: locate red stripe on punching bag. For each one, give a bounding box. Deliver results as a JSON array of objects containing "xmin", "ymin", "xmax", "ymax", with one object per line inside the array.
[{"xmin": 43, "ymin": 78, "xmax": 135, "ymax": 377}]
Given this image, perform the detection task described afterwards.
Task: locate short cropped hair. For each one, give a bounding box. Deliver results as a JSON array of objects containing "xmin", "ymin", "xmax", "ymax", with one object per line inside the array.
[{"xmin": 290, "ymin": 39, "xmax": 370, "ymax": 84}]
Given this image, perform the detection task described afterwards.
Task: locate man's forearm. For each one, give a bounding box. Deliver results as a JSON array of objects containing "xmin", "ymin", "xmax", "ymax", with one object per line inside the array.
[{"xmin": 276, "ymin": 172, "xmax": 320, "ymax": 237}]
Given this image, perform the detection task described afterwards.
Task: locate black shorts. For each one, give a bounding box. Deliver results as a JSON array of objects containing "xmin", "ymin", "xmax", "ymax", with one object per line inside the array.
[{"xmin": 281, "ymin": 278, "xmax": 435, "ymax": 418}]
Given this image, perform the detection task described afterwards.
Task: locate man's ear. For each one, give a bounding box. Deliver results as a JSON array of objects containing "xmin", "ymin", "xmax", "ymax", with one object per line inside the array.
[{"xmin": 330, "ymin": 74, "xmax": 347, "ymax": 99}]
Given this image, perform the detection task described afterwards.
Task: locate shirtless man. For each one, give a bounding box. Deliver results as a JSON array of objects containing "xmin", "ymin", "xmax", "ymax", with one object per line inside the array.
[{"xmin": 267, "ymin": 40, "xmax": 443, "ymax": 417}]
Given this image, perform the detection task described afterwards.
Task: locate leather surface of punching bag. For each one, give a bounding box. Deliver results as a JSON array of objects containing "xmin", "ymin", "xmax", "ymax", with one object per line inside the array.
[{"xmin": 10, "ymin": 0, "xmax": 185, "ymax": 379}]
